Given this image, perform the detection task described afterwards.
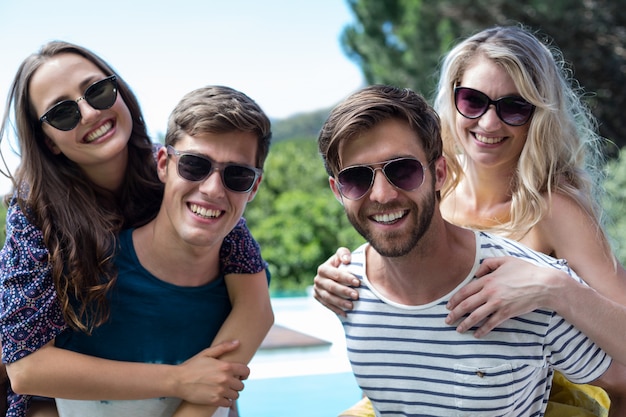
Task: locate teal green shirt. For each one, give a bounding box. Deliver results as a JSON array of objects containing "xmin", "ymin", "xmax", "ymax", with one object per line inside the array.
[{"xmin": 56, "ymin": 228, "xmax": 231, "ymax": 364}]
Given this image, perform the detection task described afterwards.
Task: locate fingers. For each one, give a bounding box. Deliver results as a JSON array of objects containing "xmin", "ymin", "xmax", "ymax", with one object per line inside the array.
[
  {"xmin": 471, "ymin": 314, "xmax": 505, "ymax": 338},
  {"xmin": 209, "ymin": 366, "xmax": 248, "ymax": 407},
  {"xmin": 336, "ymin": 247, "xmax": 352, "ymax": 265},
  {"xmin": 313, "ymin": 271, "xmax": 359, "ymax": 317},
  {"xmin": 446, "ymin": 279, "xmax": 483, "ymax": 312},
  {"xmin": 445, "ymin": 282, "xmax": 489, "ymax": 332},
  {"xmin": 232, "ymin": 363, "xmax": 250, "ymax": 382},
  {"xmin": 314, "ymin": 292, "xmax": 351, "ymax": 317},
  {"xmin": 313, "ymin": 252, "xmax": 361, "ymax": 316},
  {"xmin": 214, "ymin": 386, "xmax": 241, "ymax": 408},
  {"xmin": 474, "ymin": 257, "xmax": 503, "ymax": 277}
]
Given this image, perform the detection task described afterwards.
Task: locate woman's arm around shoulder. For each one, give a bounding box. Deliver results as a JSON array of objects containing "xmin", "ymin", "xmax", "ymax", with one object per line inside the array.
[{"xmin": 7, "ymin": 339, "xmax": 247, "ymax": 405}]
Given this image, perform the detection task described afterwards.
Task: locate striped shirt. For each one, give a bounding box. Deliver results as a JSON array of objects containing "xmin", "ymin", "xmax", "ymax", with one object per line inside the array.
[{"xmin": 341, "ymin": 231, "xmax": 611, "ymax": 417}]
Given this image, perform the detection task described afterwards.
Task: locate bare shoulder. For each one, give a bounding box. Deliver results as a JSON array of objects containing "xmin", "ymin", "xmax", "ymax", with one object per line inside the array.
[
  {"xmin": 543, "ymin": 191, "xmax": 598, "ymax": 230},
  {"xmin": 522, "ymin": 191, "xmax": 602, "ymax": 257}
]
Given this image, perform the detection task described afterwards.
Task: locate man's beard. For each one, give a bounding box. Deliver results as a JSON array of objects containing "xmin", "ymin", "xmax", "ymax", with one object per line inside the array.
[{"xmin": 346, "ymin": 192, "xmax": 436, "ymax": 258}]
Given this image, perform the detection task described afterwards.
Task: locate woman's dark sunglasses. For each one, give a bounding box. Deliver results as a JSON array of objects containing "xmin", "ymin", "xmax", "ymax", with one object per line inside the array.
[
  {"xmin": 454, "ymin": 86, "xmax": 535, "ymax": 126},
  {"xmin": 336, "ymin": 157, "xmax": 426, "ymax": 200},
  {"xmin": 166, "ymin": 145, "xmax": 262, "ymax": 193},
  {"xmin": 39, "ymin": 75, "xmax": 118, "ymax": 131}
]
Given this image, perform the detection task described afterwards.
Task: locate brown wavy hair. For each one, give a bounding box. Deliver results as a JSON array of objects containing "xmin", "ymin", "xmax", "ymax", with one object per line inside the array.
[{"xmin": 0, "ymin": 41, "xmax": 163, "ymax": 333}]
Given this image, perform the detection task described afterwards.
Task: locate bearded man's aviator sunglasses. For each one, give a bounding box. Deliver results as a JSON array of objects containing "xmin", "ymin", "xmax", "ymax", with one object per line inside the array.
[
  {"xmin": 39, "ymin": 75, "xmax": 118, "ymax": 131},
  {"xmin": 454, "ymin": 86, "xmax": 535, "ymax": 126},
  {"xmin": 336, "ymin": 157, "xmax": 427, "ymax": 200},
  {"xmin": 166, "ymin": 146, "xmax": 262, "ymax": 193}
]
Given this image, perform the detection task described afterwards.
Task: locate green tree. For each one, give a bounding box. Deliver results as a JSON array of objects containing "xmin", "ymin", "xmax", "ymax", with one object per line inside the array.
[
  {"xmin": 245, "ymin": 138, "xmax": 364, "ymax": 294},
  {"xmin": 342, "ymin": 0, "xmax": 626, "ymax": 148},
  {"xmin": 603, "ymin": 153, "xmax": 626, "ymax": 265}
]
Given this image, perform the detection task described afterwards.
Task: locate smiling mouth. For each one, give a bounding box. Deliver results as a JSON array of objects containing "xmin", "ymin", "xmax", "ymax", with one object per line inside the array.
[
  {"xmin": 84, "ymin": 120, "xmax": 114, "ymax": 143},
  {"xmin": 371, "ymin": 210, "xmax": 407, "ymax": 224},
  {"xmin": 190, "ymin": 203, "xmax": 222, "ymax": 219},
  {"xmin": 474, "ymin": 133, "xmax": 505, "ymax": 145}
]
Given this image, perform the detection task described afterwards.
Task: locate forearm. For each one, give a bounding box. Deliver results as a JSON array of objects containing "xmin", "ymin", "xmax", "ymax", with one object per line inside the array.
[
  {"xmin": 7, "ymin": 342, "xmax": 177, "ymax": 400},
  {"xmin": 553, "ymin": 279, "xmax": 626, "ymax": 365},
  {"xmin": 173, "ymin": 272, "xmax": 273, "ymax": 417},
  {"xmin": 212, "ymin": 299, "xmax": 273, "ymax": 363}
]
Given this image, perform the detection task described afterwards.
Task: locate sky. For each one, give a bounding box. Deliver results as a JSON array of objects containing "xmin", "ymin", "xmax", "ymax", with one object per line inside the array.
[{"xmin": 0, "ymin": 0, "xmax": 365, "ymax": 194}]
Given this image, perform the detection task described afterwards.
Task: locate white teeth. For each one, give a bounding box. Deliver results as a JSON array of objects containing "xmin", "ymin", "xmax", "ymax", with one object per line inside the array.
[
  {"xmin": 190, "ymin": 204, "xmax": 221, "ymax": 219},
  {"xmin": 85, "ymin": 121, "xmax": 113, "ymax": 143},
  {"xmin": 373, "ymin": 211, "xmax": 404, "ymax": 224},
  {"xmin": 475, "ymin": 134, "xmax": 504, "ymax": 144}
]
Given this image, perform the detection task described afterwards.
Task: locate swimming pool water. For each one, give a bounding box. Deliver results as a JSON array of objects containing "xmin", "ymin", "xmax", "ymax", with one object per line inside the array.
[
  {"xmin": 238, "ymin": 372, "xmax": 362, "ymax": 417},
  {"xmin": 237, "ymin": 296, "xmax": 363, "ymax": 416}
]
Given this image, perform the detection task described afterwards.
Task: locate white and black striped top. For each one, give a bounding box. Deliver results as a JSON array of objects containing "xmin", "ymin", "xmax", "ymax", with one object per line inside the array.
[{"xmin": 341, "ymin": 231, "xmax": 611, "ymax": 417}]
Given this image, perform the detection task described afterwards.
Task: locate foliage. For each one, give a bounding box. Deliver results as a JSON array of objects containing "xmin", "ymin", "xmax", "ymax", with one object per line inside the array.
[
  {"xmin": 245, "ymin": 138, "xmax": 364, "ymax": 294},
  {"xmin": 341, "ymin": 0, "xmax": 626, "ymax": 150},
  {"xmin": 271, "ymin": 108, "xmax": 332, "ymax": 143},
  {"xmin": 603, "ymin": 150, "xmax": 626, "ymax": 265}
]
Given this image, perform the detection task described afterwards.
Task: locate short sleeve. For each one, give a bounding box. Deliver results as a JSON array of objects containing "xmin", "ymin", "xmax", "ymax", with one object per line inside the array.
[
  {"xmin": 219, "ymin": 217, "xmax": 266, "ymax": 275},
  {"xmin": 545, "ymin": 313, "xmax": 612, "ymax": 384},
  {"xmin": 0, "ymin": 197, "xmax": 66, "ymax": 364}
]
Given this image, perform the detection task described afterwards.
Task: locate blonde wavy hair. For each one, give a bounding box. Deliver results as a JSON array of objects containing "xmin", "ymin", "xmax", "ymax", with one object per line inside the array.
[{"xmin": 434, "ymin": 25, "xmax": 607, "ymax": 241}]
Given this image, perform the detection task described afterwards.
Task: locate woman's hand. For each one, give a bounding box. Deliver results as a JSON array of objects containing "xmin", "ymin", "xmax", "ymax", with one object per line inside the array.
[
  {"xmin": 445, "ymin": 256, "xmax": 564, "ymax": 337},
  {"xmin": 173, "ymin": 341, "xmax": 249, "ymax": 407},
  {"xmin": 313, "ymin": 247, "xmax": 360, "ymax": 317}
]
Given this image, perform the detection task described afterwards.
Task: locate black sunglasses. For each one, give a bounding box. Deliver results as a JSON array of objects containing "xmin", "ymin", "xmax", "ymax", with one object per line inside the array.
[
  {"xmin": 454, "ymin": 86, "xmax": 535, "ymax": 126},
  {"xmin": 39, "ymin": 75, "xmax": 118, "ymax": 131},
  {"xmin": 166, "ymin": 145, "xmax": 262, "ymax": 193},
  {"xmin": 337, "ymin": 157, "xmax": 426, "ymax": 200}
]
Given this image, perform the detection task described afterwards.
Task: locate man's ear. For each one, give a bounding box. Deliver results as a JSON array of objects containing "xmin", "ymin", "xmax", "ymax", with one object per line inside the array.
[
  {"xmin": 156, "ymin": 145, "xmax": 169, "ymax": 183},
  {"xmin": 433, "ymin": 156, "xmax": 447, "ymax": 191},
  {"xmin": 329, "ymin": 176, "xmax": 344, "ymax": 206}
]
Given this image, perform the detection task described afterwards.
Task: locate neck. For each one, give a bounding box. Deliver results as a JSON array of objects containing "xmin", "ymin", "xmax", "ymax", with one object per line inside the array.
[
  {"xmin": 132, "ymin": 221, "xmax": 221, "ymax": 287},
  {"xmin": 461, "ymin": 157, "xmax": 514, "ymax": 205},
  {"xmin": 366, "ymin": 216, "xmax": 476, "ymax": 305},
  {"xmin": 82, "ymin": 148, "xmax": 129, "ymax": 192},
  {"xmin": 441, "ymin": 158, "xmax": 514, "ymax": 228}
]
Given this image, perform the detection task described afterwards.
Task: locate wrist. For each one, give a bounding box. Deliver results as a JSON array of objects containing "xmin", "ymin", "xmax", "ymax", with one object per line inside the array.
[
  {"xmin": 161, "ymin": 364, "xmax": 181, "ymax": 399},
  {"xmin": 542, "ymin": 269, "xmax": 571, "ymax": 313},
  {"xmin": 546, "ymin": 270, "xmax": 586, "ymax": 319}
]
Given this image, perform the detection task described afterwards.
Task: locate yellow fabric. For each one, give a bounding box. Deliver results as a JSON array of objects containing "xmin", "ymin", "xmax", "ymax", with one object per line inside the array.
[
  {"xmin": 338, "ymin": 397, "xmax": 374, "ymax": 417},
  {"xmin": 545, "ymin": 372, "xmax": 610, "ymax": 417},
  {"xmin": 336, "ymin": 372, "xmax": 610, "ymax": 417}
]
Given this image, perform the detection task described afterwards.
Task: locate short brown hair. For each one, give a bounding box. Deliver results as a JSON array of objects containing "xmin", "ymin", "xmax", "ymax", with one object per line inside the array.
[
  {"xmin": 318, "ymin": 84, "xmax": 441, "ymax": 177},
  {"xmin": 165, "ymin": 85, "xmax": 272, "ymax": 168}
]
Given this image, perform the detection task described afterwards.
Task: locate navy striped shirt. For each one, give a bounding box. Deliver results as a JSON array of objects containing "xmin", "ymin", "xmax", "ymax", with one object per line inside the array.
[{"xmin": 341, "ymin": 231, "xmax": 611, "ymax": 417}]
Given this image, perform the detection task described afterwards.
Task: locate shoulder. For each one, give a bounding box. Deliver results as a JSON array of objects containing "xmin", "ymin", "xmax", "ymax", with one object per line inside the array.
[
  {"xmin": 536, "ymin": 191, "xmax": 605, "ymax": 251},
  {"xmin": 539, "ymin": 191, "xmax": 601, "ymax": 236},
  {"xmin": 546, "ymin": 191, "xmax": 593, "ymax": 220},
  {"xmin": 2, "ymin": 197, "xmax": 48, "ymax": 260}
]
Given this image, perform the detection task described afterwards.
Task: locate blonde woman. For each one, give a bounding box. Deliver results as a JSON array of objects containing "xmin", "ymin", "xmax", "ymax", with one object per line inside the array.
[{"xmin": 315, "ymin": 25, "xmax": 626, "ymax": 416}]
